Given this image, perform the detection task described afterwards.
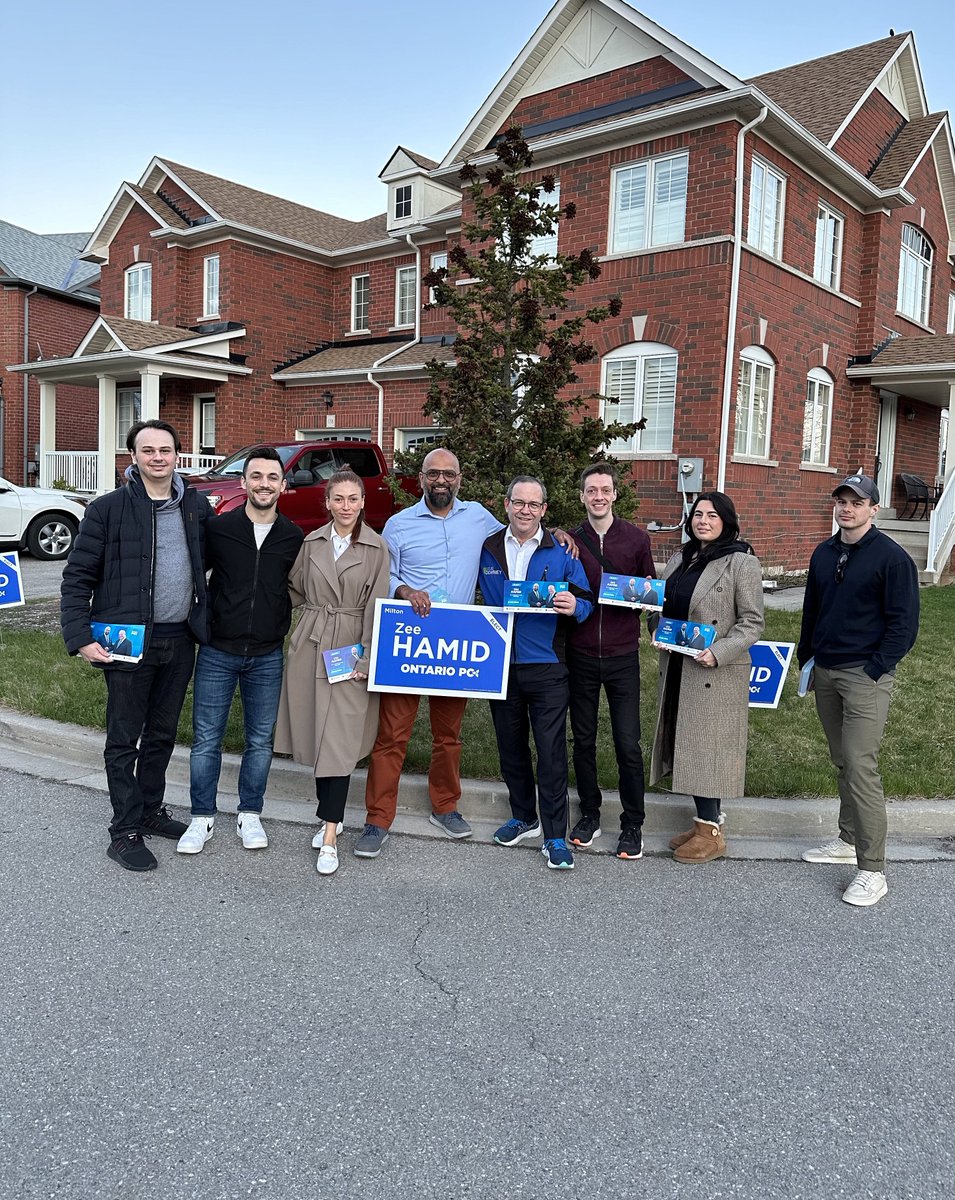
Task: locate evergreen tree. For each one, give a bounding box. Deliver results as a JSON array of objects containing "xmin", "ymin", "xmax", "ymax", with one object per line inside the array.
[{"xmin": 396, "ymin": 126, "xmax": 638, "ymax": 528}]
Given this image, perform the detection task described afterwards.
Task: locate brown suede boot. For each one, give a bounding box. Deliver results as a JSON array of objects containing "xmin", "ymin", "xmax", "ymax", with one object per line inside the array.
[
  {"xmin": 673, "ymin": 818, "xmax": 726, "ymax": 863},
  {"xmin": 668, "ymin": 814, "xmax": 724, "ymax": 850}
]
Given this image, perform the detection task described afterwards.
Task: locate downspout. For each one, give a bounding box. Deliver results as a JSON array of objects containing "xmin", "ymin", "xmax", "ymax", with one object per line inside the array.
[
  {"xmin": 716, "ymin": 107, "xmax": 768, "ymax": 493},
  {"xmin": 22, "ymin": 285, "xmax": 38, "ymax": 486},
  {"xmin": 367, "ymin": 232, "xmax": 421, "ymax": 449}
]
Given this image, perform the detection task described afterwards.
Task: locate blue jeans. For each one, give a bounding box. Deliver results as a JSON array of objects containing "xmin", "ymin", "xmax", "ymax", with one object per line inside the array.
[{"xmin": 189, "ymin": 645, "xmax": 284, "ymax": 816}]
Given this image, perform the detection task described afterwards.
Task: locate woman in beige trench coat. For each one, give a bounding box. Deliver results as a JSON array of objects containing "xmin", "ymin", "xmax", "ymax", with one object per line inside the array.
[
  {"xmin": 649, "ymin": 491, "xmax": 764, "ymax": 863},
  {"xmin": 274, "ymin": 469, "xmax": 390, "ymax": 875}
]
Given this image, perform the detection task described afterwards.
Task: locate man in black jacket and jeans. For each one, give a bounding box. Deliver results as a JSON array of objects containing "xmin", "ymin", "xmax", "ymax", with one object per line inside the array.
[
  {"xmin": 61, "ymin": 420, "xmax": 209, "ymax": 873},
  {"xmin": 177, "ymin": 447, "xmax": 303, "ymax": 856},
  {"xmin": 567, "ymin": 463, "xmax": 655, "ymax": 860}
]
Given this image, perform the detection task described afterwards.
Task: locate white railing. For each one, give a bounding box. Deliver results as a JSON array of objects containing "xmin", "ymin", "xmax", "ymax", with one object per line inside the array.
[
  {"xmin": 178, "ymin": 453, "xmax": 224, "ymax": 474},
  {"xmin": 43, "ymin": 451, "xmax": 98, "ymax": 493},
  {"xmin": 928, "ymin": 472, "xmax": 955, "ymax": 580}
]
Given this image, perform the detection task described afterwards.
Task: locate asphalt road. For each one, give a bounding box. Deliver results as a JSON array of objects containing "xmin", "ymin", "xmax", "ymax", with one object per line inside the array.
[
  {"xmin": 2, "ymin": 770, "xmax": 954, "ymax": 1200},
  {"xmin": 3, "ymin": 553, "xmax": 65, "ymax": 603}
]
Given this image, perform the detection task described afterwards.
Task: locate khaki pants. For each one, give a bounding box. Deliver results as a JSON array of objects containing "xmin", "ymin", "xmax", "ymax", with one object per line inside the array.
[{"xmin": 814, "ymin": 665, "xmax": 894, "ymax": 872}]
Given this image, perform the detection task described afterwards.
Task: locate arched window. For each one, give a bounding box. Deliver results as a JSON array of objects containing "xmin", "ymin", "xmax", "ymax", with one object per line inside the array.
[
  {"xmin": 898, "ymin": 224, "xmax": 932, "ymax": 325},
  {"xmin": 802, "ymin": 368, "xmax": 835, "ymax": 466},
  {"xmin": 600, "ymin": 342, "xmax": 677, "ymax": 454},
  {"xmin": 124, "ymin": 263, "xmax": 152, "ymax": 321},
  {"xmin": 734, "ymin": 345, "xmax": 775, "ymax": 459}
]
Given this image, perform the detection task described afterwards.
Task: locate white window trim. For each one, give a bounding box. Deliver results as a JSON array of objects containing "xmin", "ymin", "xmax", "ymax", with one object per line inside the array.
[
  {"xmin": 599, "ymin": 341, "xmax": 678, "ymax": 455},
  {"xmin": 428, "ymin": 253, "xmax": 448, "ymax": 305},
  {"xmin": 608, "ymin": 153, "xmax": 689, "ymax": 256},
  {"xmin": 734, "ymin": 346, "xmax": 775, "ymax": 460},
  {"xmin": 116, "ymin": 387, "xmax": 141, "ymax": 451},
  {"xmin": 394, "ymin": 426, "xmax": 449, "ymax": 453},
  {"xmin": 948, "ymin": 293, "xmax": 955, "ymax": 335},
  {"xmin": 202, "ymin": 255, "xmax": 220, "ymax": 318},
  {"xmin": 124, "ymin": 263, "xmax": 152, "ymax": 322},
  {"xmin": 298, "ymin": 427, "xmax": 372, "ymax": 443},
  {"xmin": 897, "ymin": 224, "xmax": 933, "ymax": 326},
  {"xmin": 813, "ymin": 203, "xmax": 844, "ymax": 291},
  {"xmin": 747, "ymin": 156, "xmax": 786, "ymax": 260},
  {"xmin": 394, "ymin": 184, "xmax": 413, "ymax": 221},
  {"xmin": 530, "ymin": 181, "xmax": 560, "ymax": 261},
  {"xmin": 394, "ymin": 265, "xmax": 417, "ymax": 329},
  {"xmin": 802, "ymin": 368, "xmax": 835, "ymax": 467},
  {"xmin": 351, "ymin": 274, "xmax": 370, "ymax": 333}
]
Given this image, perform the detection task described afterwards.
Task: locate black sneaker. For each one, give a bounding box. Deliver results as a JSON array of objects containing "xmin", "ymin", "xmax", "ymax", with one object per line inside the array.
[
  {"xmin": 569, "ymin": 814, "xmax": 602, "ymax": 848},
  {"xmin": 616, "ymin": 825, "xmax": 644, "ymax": 860},
  {"xmin": 140, "ymin": 805, "xmax": 188, "ymax": 840},
  {"xmin": 107, "ymin": 832, "xmax": 158, "ymax": 872}
]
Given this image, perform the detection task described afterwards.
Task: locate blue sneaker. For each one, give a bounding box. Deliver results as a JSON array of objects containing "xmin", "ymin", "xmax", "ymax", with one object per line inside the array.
[
  {"xmin": 542, "ymin": 838, "xmax": 575, "ymax": 870},
  {"xmin": 493, "ymin": 818, "xmax": 542, "ymax": 846}
]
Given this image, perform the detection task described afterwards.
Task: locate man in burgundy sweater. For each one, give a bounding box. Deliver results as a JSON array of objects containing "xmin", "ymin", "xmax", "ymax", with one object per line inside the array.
[{"xmin": 567, "ymin": 463, "xmax": 655, "ymax": 860}]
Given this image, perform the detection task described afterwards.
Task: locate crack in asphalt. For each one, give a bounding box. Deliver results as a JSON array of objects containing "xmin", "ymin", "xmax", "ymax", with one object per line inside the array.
[{"xmin": 410, "ymin": 896, "xmax": 459, "ymax": 1013}]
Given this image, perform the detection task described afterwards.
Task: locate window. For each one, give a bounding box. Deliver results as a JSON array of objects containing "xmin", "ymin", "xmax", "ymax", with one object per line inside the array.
[
  {"xmin": 306, "ymin": 428, "xmax": 372, "ymax": 443},
  {"xmin": 394, "ymin": 185, "xmax": 412, "ymax": 220},
  {"xmin": 802, "ymin": 369, "xmax": 834, "ymax": 466},
  {"xmin": 116, "ymin": 388, "xmax": 141, "ymax": 451},
  {"xmin": 203, "ymin": 255, "xmax": 220, "ymax": 316},
  {"xmin": 530, "ymin": 182, "xmax": 560, "ymax": 260},
  {"xmin": 395, "ymin": 265, "xmax": 417, "ymax": 327},
  {"xmin": 897, "ymin": 224, "xmax": 932, "ymax": 324},
  {"xmin": 395, "ymin": 427, "xmax": 449, "ymax": 454},
  {"xmin": 600, "ymin": 342, "xmax": 677, "ymax": 453},
  {"xmin": 747, "ymin": 158, "xmax": 785, "ymax": 258},
  {"xmin": 734, "ymin": 346, "xmax": 775, "ymax": 459},
  {"xmin": 609, "ymin": 154, "xmax": 688, "ymax": 254},
  {"xmin": 946, "ymin": 292, "xmax": 954, "ymax": 335},
  {"xmin": 200, "ymin": 400, "xmax": 216, "ymax": 452},
  {"xmin": 428, "ymin": 253, "xmax": 447, "ymax": 305},
  {"xmin": 351, "ymin": 274, "xmax": 370, "ymax": 331},
  {"xmin": 813, "ymin": 204, "xmax": 843, "ymax": 290},
  {"xmin": 124, "ymin": 264, "xmax": 152, "ymax": 321}
]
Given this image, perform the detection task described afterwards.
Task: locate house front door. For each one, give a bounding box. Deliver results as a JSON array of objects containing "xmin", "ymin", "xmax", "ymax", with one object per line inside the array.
[{"xmin": 875, "ymin": 391, "xmax": 897, "ymax": 501}]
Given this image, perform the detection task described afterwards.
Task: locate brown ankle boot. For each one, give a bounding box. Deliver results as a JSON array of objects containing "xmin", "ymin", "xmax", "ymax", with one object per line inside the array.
[
  {"xmin": 673, "ymin": 818, "xmax": 726, "ymax": 863},
  {"xmin": 669, "ymin": 813, "xmax": 724, "ymax": 850}
]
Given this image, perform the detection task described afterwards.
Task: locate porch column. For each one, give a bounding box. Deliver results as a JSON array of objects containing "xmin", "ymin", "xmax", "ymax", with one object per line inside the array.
[
  {"xmin": 97, "ymin": 375, "xmax": 117, "ymax": 494},
  {"xmin": 945, "ymin": 383, "xmax": 955, "ymax": 487},
  {"xmin": 38, "ymin": 381, "xmax": 57, "ymax": 488},
  {"xmin": 139, "ymin": 366, "xmax": 161, "ymax": 422}
]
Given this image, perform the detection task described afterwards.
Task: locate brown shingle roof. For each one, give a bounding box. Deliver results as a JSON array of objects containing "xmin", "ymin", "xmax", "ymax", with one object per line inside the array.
[
  {"xmin": 397, "ymin": 147, "xmax": 440, "ymax": 170},
  {"xmin": 869, "ymin": 114, "xmax": 946, "ymax": 187},
  {"xmin": 103, "ymin": 317, "xmax": 205, "ymax": 350},
  {"xmin": 279, "ymin": 340, "xmax": 456, "ymax": 376},
  {"xmin": 124, "ymin": 183, "xmax": 190, "ymax": 230},
  {"xmin": 870, "ymin": 334, "xmax": 955, "ymax": 368},
  {"xmin": 159, "ymin": 160, "xmax": 388, "ymax": 251},
  {"xmin": 748, "ymin": 33, "xmax": 909, "ymax": 144}
]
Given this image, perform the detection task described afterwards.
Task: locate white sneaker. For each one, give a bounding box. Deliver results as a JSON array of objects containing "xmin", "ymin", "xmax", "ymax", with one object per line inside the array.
[
  {"xmin": 311, "ymin": 821, "xmax": 344, "ymax": 849},
  {"xmin": 316, "ymin": 845, "xmax": 340, "ymax": 875},
  {"xmin": 802, "ymin": 837, "xmax": 857, "ymax": 864},
  {"xmin": 842, "ymin": 870, "xmax": 888, "ymax": 907},
  {"xmin": 236, "ymin": 813, "xmax": 268, "ymax": 850},
  {"xmin": 177, "ymin": 817, "xmax": 214, "ymax": 855}
]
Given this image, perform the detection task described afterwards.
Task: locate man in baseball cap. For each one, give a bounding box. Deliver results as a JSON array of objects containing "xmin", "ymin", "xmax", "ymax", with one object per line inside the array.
[{"xmin": 832, "ymin": 472, "xmax": 879, "ymax": 503}]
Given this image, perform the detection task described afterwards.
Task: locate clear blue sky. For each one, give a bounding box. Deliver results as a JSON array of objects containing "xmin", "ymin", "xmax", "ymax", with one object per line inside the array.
[{"xmin": 2, "ymin": 0, "xmax": 953, "ymax": 235}]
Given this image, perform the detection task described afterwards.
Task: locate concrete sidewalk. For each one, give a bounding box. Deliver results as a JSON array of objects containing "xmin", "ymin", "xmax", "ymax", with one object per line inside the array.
[{"xmin": 2, "ymin": 706, "xmax": 952, "ymax": 861}]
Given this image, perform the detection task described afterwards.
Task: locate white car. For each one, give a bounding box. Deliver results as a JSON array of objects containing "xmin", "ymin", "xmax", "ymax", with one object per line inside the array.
[{"xmin": 0, "ymin": 476, "xmax": 89, "ymax": 560}]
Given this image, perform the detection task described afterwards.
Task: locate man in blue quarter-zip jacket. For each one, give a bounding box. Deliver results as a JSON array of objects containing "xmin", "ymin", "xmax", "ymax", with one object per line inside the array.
[
  {"xmin": 480, "ymin": 476, "xmax": 593, "ymax": 871},
  {"xmin": 178, "ymin": 446, "xmax": 303, "ymax": 857}
]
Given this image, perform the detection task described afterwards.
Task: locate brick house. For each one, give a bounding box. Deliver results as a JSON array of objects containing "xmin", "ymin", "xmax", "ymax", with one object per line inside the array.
[{"xmin": 11, "ymin": 0, "xmax": 955, "ymax": 575}]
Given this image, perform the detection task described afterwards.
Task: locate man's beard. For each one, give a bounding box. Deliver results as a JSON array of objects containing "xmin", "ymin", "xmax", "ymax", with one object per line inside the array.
[{"xmin": 426, "ymin": 484, "xmax": 455, "ymax": 511}]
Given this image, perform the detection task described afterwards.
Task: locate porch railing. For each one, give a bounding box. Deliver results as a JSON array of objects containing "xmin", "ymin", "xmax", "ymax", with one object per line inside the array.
[
  {"xmin": 178, "ymin": 453, "xmax": 224, "ymax": 474},
  {"xmin": 928, "ymin": 472, "xmax": 955, "ymax": 581},
  {"xmin": 43, "ymin": 452, "xmax": 98, "ymax": 493}
]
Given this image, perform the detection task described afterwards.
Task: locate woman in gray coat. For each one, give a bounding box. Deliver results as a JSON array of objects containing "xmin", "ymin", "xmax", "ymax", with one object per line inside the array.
[
  {"xmin": 274, "ymin": 470, "xmax": 391, "ymax": 875},
  {"xmin": 650, "ymin": 491, "xmax": 764, "ymax": 863}
]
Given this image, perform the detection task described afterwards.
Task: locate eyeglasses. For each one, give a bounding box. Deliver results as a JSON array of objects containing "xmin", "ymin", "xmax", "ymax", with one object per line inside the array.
[
  {"xmin": 508, "ymin": 499, "xmax": 544, "ymax": 512},
  {"xmin": 422, "ymin": 469, "xmax": 460, "ymax": 482},
  {"xmin": 835, "ymin": 551, "xmax": 849, "ymax": 583}
]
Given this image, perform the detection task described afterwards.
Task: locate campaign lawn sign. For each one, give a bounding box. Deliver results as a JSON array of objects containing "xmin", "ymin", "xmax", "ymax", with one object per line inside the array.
[
  {"xmin": 368, "ymin": 600, "xmax": 514, "ymax": 700},
  {"xmin": 90, "ymin": 621, "xmax": 146, "ymax": 663},
  {"xmin": 655, "ymin": 617, "xmax": 716, "ymax": 656},
  {"xmin": 748, "ymin": 641, "xmax": 796, "ymax": 708},
  {"xmin": 0, "ymin": 552, "xmax": 25, "ymax": 609},
  {"xmin": 599, "ymin": 572, "xmax": 664, "ymax": 611},
  {"xmin": 323, "ymin": 643, "xmax": 363, "ymax": 683},
  {"xmin": 504, "ymin": 580, "xmax": 568, "ymax": 611}
]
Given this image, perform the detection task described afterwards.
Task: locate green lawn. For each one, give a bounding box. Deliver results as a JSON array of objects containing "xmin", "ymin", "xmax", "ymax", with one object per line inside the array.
[{"xmin": 2, "ymin": 589, "xmax": 952, "ymax": 799}]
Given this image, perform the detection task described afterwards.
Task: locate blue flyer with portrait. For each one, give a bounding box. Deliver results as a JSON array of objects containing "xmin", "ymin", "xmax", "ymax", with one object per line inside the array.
[
  {"xmin": 655, "ymin": 617, "xmax": 716, "ymax": 656},
  {"xmin": 90, "ymin": 621, "xmax": 146, "ymax": 663},
  {"xmin": 599, "ymin": 572, "xmax": 665, "ymax": 611},
  {"xmin": 504, "ymin": 580, "xmax": 568, "ymax": 611},
  {"xmin": 322, "ymin": 642, "xmax": 363, "ymax": 683}
]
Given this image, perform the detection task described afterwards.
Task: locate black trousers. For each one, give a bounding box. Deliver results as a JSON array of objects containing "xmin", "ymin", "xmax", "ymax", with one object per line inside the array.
[
  {"xmin": 568, "ymin": 649, "xmax": 645, "ymax": 829},
  {"xmin": 315, "ymin": 775, "xmax": 350, "ymax": 824},
  {"xmin": 102, "ymin": 636, "xmax": 196, "ymax": 837},
  {"xmin": 488, "ymin": 662, "xmax": 570, "ymax": 841}
]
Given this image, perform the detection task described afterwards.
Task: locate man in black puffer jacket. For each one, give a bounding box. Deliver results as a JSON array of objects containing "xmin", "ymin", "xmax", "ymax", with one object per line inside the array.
[{"xmin": 61, "ymin": 420, "xmax": 209, "ymax": 873}]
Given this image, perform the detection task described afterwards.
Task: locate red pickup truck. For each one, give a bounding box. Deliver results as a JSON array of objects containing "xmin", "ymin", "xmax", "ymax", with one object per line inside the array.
[{"xmin": 186, "ymin": 440, "xmax": 418, "ymax": 534}]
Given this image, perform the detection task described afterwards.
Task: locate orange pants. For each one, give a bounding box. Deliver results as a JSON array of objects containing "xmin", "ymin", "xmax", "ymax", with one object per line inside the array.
[{"xmin": 364, "ymin": 692, "xmax": 467, "ymax": 829}]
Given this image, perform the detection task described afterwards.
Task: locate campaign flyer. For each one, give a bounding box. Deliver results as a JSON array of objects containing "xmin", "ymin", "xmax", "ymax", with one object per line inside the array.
[
  {"xmin": 654, "ymin": 617, "xmax": 716, "ymax": 656},
  {"xmin": 598, "ymin": 572, "xmax": 665, "ymax": 611},
  {"xmin": 90, "ymin": 621, "xmax": 146, "ymax": 663},
  {"xmin": 322, "ymin": 642, "xmax": 364, "ymax": 683},
  {"xmin": 504, "ymin": 580, "xmax": 569, "ymax": 611}
]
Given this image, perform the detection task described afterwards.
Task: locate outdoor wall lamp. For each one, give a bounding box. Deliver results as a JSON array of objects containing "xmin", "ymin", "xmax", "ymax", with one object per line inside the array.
[{"xmin": 322, "ymin": 390, "xmax": 334, "ymax": 409}]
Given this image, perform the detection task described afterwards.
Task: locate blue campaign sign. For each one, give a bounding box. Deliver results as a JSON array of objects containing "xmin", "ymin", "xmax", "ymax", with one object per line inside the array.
[
  {"xmin": 367, "ymin": 599, "xmax": 514, "ymax": 700},
  {"xmin": 0, "ymin": 552, "xmax": 25, "ymax": 609},
  {"xmin": 748, "ymin": 640, "xmax": 795, "ymax": 709}
]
